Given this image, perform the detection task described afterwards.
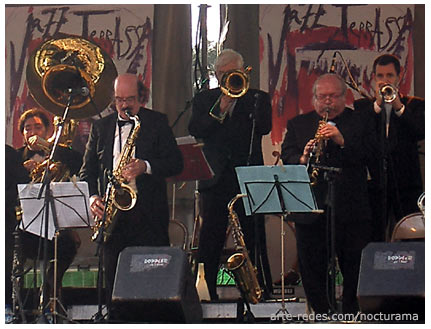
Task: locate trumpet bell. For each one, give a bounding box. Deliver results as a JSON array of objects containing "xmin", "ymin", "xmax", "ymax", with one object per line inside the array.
[
  {"xmin": 380, "ymin": 83, "xmax": 398, "ymax": 103},
  {"xmin": 26, "ymin": 36, "xmax": 117, "ymax": 119}
]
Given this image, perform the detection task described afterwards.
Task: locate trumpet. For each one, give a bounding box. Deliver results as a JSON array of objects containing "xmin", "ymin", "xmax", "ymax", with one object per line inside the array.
[
  {"xmin": 379, "ymin": 83, "xmax": 398, "ymax": 103},
  {"xmin": 209, "ymin": 66, "xmax": 252, "ymax": 123}
]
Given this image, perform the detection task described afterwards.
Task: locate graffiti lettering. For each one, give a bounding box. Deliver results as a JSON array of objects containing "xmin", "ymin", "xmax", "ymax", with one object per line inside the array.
[{"xmin": 263, "ymin": 4, "xmax": 414, "ymax": 143}]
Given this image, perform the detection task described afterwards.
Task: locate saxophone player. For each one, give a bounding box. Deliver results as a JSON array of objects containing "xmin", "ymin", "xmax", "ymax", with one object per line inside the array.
[
  {"xmin": 79, "ymin": 73, "xmax": 183, "ymax": 318},
  {"xmin": 281, "ymin": 73, "xmax": 377, "ymax": 315}
]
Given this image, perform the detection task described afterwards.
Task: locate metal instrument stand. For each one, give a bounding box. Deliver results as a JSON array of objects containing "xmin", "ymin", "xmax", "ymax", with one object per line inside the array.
[
  {"xmin": 273, "ymin": 175, "xmax": 291, "ymax": 322},
  {"xmin": 11, "ymin": 228, "xmax": 27, "ymax": 323}
]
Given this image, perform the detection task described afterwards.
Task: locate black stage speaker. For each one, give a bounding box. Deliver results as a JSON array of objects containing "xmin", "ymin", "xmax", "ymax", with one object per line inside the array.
[
  {"xmin": 112, "ymin": 246, "xmax": 202, "ymax": 323},
  {"xmin": 357, "ymin": 242, "xmax": 424, "ymax": 318}
]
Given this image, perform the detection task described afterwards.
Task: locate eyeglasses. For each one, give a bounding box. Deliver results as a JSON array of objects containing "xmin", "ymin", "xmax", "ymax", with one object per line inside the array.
[
  {"xmin": 114, "ymin": 96, "xmax": 137, "ymax": 105},
  {"xmin": 315, "ymin": 93, "xmax": 344, "ymax": 101}
]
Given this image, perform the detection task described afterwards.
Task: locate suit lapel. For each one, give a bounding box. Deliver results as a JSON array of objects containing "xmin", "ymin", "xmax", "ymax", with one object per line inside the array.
[{"xmin": 104, "ymin": 114, "xmax": 117, "ymax": 170}]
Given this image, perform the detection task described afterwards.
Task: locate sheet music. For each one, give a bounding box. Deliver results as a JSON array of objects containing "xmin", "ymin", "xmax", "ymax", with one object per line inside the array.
[
  {"xmin": 235, "ymin": 165, "xmax": 319, "ymax": 217},
  {"xmin": 176, "ymin": 135, "xmax": 197, "ymax": 145},
  {"xmin": 18, "ymin": 182, "xmax": 93, "ymax": 240}
]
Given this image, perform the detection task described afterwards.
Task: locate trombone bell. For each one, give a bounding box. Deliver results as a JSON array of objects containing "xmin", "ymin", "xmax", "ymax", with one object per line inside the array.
[{"xmin": 209, "ymin": 66, "xmax": 252, "ymax": 123}]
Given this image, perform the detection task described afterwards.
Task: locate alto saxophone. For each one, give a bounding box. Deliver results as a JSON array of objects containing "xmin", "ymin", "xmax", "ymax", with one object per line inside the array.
[
  {"xmin": 309, "ymin": 109, "xmax": 329, "ymax": 185},
  {"xmin": 91, "ymin": 112, "xmax": 141, "ymax": 242},
  {"xmin": 226, "ymin": 194, "xmax": 262, "ymax": 304}
]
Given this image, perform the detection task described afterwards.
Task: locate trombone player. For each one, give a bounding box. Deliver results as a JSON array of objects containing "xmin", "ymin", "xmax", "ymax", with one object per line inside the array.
[
  {"xmin": 188, "ymin": 49, "xmax": 273, "ymax": 301},
  {"xmin": 354, "ymin": 54, "xmax": 425, "ymax": 241}
]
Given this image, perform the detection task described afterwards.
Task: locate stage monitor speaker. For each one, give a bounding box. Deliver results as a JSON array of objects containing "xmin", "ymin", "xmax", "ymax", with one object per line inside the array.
[
  {"xmin": 357, "ymin": 242, "xmax": 424, "ymax": 318},
  {"xmin": 112, "ymin": 246, "xmax": 202, "ymax": 323}
]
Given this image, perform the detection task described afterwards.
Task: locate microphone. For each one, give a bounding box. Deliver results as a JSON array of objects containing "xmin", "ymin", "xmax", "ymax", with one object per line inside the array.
[
  {"xmin": 254, "ymin": 92, "xmax": 262, "ymax": 108},
  {"xmin": 329, "ymin": 52, "xmax": 337, "ymax": 73},
  {"xmin": 66, "ymin": 86, "xmax": 90, "ymax": 96},
  {"xmin": 251, "ymin": 92, "xmax": 262, "ymax": 119}
]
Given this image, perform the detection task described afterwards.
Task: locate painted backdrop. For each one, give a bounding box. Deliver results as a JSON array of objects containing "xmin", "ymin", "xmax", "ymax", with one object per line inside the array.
[
  {"xmin": 5, "ymin": 4, "xmax": 153, "ymax": 150},
  {"xmin": 259, "ymin": 4, "xmax": 415, "ymax": 144}
]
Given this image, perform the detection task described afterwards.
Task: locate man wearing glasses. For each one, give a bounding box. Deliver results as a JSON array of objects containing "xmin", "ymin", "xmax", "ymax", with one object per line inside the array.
[
  {"xmin": 281, "ymin": 73, "xmax": 377, "ymax": 316},
  {"xmin": 80, "ymin": 73, "xmax": 183, "ymax": 319}
]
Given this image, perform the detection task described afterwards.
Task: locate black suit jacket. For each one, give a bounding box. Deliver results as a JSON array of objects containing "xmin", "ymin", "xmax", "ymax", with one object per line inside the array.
[
  {"xmin": 353, "ymin": 96, "xmax": 424, "ymax": 203},
  {"xmin": 281, "ymin": 109, "xmax": 376, "ymax": 223},
  {"xmin": 188, "ymin": 88, "xmax": 272, "ymax": 190},
  {"xmin": 79, "ymin": 107, "xmax": 183, "ymax": 230}
]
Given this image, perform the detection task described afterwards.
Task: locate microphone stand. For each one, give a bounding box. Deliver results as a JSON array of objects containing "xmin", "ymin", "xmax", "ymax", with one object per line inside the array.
[
  {"xmin": 171, "ymin": 100, "xmax": 192, "ymax": 129},
  {"xmin": 36, "ymin": 93, "xmax": 74, "ymax": 323},
  {"xmin": 92, "ymin": 172, "xmax": 116, "ymax": 323},
  {"xmin": 311, "ymin": 164, "xmax": 342, "ymax": 314}
]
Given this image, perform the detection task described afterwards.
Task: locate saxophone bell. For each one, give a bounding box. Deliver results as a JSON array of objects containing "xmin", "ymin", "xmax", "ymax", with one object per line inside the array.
[{"xmin": 226, "ymin": 194, "xmax": 262, "ymax": 304}]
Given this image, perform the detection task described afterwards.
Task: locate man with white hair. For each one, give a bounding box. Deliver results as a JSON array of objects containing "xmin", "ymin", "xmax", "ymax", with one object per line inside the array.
[
  {"xmin": 189, "ymin": 49, "xmax": 273, "ymax": 301},
  {"xmin": 281, "ymin": 73, "xmax": 377, "ymax": 315}
]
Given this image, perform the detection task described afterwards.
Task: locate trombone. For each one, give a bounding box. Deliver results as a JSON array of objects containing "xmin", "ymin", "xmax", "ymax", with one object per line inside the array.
[{"xmin": 209, "ymin": 66, "xmax": 252, "ymax": 123}]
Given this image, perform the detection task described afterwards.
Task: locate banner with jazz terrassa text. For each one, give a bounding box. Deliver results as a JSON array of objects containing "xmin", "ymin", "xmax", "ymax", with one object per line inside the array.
[
  {"xmin": 5, "ymin": 4, "xmax": 153, "ymax": 151},
  {"xmin": 259, "ymin": 4, "xmax": 415, "ymax": 145}
]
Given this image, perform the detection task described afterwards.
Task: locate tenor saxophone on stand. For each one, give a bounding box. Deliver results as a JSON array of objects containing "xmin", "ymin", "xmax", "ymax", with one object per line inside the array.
[
  {"xmin": 226, "ymin": 194, "xmax": 262, "ymax": 304},
  {"xmin": 91, "ymin": 112, "xmax": 141, "ymax": 242}
]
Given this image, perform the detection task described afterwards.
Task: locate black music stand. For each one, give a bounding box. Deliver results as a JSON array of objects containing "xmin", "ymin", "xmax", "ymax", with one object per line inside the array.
[
  {"xmin": 235, "ymin": 165, "xmax": 321, "ymax": 322},
  {"xmin": 17, "ymin": 182, "xmax": 92, "ymax": 323}
]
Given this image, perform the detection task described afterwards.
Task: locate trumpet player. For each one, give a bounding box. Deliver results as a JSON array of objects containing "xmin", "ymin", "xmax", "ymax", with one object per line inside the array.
[
  {"xmin": 281, "ymin": 73, "xmax": 377, "ymax": 315},
  {"xmin": 354, "ymin": 54, "xmax": 425, "ymax": 241},
  {"xmin": 12, "ymin": 107, "xmax": 82, "ymax": 308},
  {"xmin": 188, "ymin": 49, "xmax": 273, "ymax": 301}
]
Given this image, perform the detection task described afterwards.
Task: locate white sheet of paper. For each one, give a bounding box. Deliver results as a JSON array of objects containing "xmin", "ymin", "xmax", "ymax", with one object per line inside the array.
[{"xmin": 18, "ymin": 182, "xmax": 93, "ymax": 240}]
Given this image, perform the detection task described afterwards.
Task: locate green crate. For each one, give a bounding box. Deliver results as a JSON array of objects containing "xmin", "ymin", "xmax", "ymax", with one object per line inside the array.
[{"xmin": 23, "ymin": 269, "xmax": 99, "ymax": 288}]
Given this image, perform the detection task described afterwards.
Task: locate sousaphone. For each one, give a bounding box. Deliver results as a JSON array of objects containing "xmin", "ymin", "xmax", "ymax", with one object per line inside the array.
[
  {"xmin": 26, "ymin": 35, "xmax": 117, "ymax": 119},
  {"xmin": 25, "ymin": 35, "xmax": 117, "ymax": 182}
]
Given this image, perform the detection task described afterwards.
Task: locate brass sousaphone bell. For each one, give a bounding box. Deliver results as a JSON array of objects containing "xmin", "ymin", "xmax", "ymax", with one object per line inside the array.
[
  {"xmin": 26, "ymin": 36, "xmax": 117, "ymax": 181},
  {"xmin": 26, "ymin": 35, "xmax": 117, "ymax": 119}
]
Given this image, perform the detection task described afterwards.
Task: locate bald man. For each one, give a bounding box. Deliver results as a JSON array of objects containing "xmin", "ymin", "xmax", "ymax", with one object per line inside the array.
[{"xmin": 80, "ymin": 73, "xmax": 183, "ymax": 316}]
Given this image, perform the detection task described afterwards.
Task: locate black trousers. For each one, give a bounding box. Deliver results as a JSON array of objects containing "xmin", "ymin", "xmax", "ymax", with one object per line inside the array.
[
  {"xmin": 295, "ymin": 216, "xmax": 371, "ymax": 314},
  {"xmin": 198, "ymin": 169, "xmax": 272, "ymax": 300},
  {"xmin": 19, "ymin": 230, "xmax": 79, "ymax": 300}
]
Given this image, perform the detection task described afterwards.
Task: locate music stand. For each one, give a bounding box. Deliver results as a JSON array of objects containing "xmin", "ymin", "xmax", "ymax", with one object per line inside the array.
[
  {"xmin": 235, "ymin": 165, "xmax": 321, "ymax": 321},
  {"xmin": 17, "ymin": 181, "xmax": 92, "ymax": 323},
  {"xmin": 168, "ymin": 136, "xmax": 214, "ymax": 266}
]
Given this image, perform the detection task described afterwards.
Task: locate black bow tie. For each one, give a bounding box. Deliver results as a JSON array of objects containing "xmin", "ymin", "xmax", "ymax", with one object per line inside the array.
[{"xmin": 118, "ymin": 120, "xmax": 133, "ymax": 128}]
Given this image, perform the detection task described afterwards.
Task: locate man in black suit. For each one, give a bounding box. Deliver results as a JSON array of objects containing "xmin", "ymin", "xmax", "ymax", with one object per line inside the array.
[
  {"xmin": 14, "ymin": 108, "xmax": 82, "ymax": 308},
  {"xmin": 79, "ymin": 73, "xmax": 183, "ymax": 314},
  {"xmin": 188, "ymin": 49, "xmax": 272, "ymax": 300},
  {"xmin": 281, "ymin": 73, "xmax": 376, "ymax": 315},
  {"xmin": 354, "ymin": 54, "xmax": 425, "ymax": 241}
]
